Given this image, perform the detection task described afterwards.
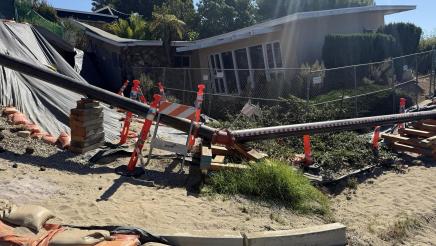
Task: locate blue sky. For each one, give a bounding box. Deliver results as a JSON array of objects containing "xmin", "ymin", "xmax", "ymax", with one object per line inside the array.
[{"xmin": 47, "ymin": 0, "xmax": 435, "ymax": 35}]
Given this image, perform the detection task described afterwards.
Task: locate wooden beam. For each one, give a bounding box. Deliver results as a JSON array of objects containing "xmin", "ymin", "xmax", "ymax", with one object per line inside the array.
[
  {"xmin": 411, "ymin": 122, "xmax": 436, "ymax": 133},
  {"xmin": 211, "ymin": 145, "xmax": 229, "ymax": 156},
  {"xmin": 389, "ymin": 142, "xmax": 434, "ymax": 157},
  {"xmin": 200, "ymin": 146, "xmax": 213, "ymax": 170},
  {"xmin": 209, "ymin": 163, "xmax": 248, "ymax": 171},
  {"xmin": 381, "ymin": 133, "xmax": 432, "ymax": 148},
  {"xmin": 212, "ymin": 155, "xmax": 225, "ymax": 164},
  {"xmin": 399, "ymin": 128, "xmax": 434, "ymax": 138}
]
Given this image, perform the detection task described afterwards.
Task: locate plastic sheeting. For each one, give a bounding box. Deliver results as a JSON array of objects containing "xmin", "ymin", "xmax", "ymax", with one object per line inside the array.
[{"xmin": 0, "ymin": 22, "xmax": 121, "ymax": 141}]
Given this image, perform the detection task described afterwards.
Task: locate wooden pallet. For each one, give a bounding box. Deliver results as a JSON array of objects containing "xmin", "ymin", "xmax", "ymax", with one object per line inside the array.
[{"xmin": 381, "ymin": 119, "xmax": 436, "ymax": 159}]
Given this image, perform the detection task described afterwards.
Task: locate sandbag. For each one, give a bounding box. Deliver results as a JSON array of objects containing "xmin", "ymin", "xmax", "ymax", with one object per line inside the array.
[
  {"xmin": 42, "ymin": 135, "xmax": 58, "ymax": 145},
  {"xmin": 0, "ymin": 205, "xmax": 55, "ymax": 232},
  {"xmin": 2, "ymin": 107, "xmax": 18, "ymax": 116},
  {"xmin": 57, "ymin": 132, "xmax": 71, "ymax": 149},
  {"xmin": 11, "ymin": 113, "xmax": 29, "ymax": 125},
  {"xmin": 49, "ymin": 229, "xmax": 110, "ymax": 246}
]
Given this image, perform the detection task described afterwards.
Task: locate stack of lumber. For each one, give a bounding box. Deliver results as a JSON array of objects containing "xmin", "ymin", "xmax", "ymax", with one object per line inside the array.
[
  {"xmin": 199, "ymin": 144, "xmax": 267, "ymax": 171},
  {"xmin": 69, "ymin": 99, "xmax": 105, "ymax": 154},
  {"xmin": 382, "ymin": 119, "xmax": 436, "ymax": 159}
]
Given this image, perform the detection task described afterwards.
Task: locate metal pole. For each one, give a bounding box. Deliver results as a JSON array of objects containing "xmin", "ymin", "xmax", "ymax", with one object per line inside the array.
[
  {"xmin": 415, "ymin": 53, "xmax": 420, "ymax": 109},
  {"xmin": 391, "ymin": 59, "xmax": 396, "ymax": 114},
  {"xmin": 353, "ymin": 65, "xmax": 358, "ymax": 117},
  {"xmin": 0, "ymin": 52, "xmax": 219, "ymax": 141},
  {"xmin": 306, "ymin": 68, "xmax": 311, "ymax": 116},
  {"xmin": 432, "ymin": 46, "xmax": 436, "ymax": 97}
]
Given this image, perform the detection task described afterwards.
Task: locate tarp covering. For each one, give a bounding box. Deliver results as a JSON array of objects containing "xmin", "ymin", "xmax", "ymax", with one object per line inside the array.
[{"xmin": 0, "ymin": 21, "xmax": 121, "ymax": 141}]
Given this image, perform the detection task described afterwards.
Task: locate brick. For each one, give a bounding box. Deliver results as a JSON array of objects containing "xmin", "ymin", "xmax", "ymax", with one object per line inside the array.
[
  {"xmin": 69, "ymin": 117, "xmax": 103, "ymax": 128},
  {"xmin": 70, "ymin": 107, "xmax": 103, "ymax": 116},
  {"xmin": 71, "ymin": 131, "xmax": 105, "ymax": 143},
  {"xmin": 71, "ymin": 124, "xmax": 104, "ymax": 138},
  {"xmin": 77, "ymin": 100, "xmax": 100, "ymax": 109},
  {"xmin": 244, "ymin": 223, "xmax": 347, "ymax": 246},
  {"xmin": 69, "ymin": 141, "xmax": 104, "ymax": 154}
]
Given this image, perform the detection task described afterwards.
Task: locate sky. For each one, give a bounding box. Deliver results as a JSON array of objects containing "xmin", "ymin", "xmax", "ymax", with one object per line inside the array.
[{"xmin": 47, "ymin": 0, "xmax": 435, "ymax": 35}]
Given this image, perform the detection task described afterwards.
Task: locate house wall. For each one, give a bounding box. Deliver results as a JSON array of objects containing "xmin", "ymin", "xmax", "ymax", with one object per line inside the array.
[{"xmin": 191, "ymin": 11, "xmax": 385, "ymax": 94}]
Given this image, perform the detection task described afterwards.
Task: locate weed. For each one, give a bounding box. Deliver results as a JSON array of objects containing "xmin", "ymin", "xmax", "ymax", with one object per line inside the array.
[
  {"xmin": 379, "ymin": 214, "xmax": 422, "ymax": 242},
  {"xmin": 346, "ymin": 177, "xmax": 358, "ymax": 190},
  {"xmin": 270, "ymin": 212, "xmax": 287, "ymax": 225},
  {"xmin": 207, "ymin": 159, "xmax": 330, "ymax": 215}
]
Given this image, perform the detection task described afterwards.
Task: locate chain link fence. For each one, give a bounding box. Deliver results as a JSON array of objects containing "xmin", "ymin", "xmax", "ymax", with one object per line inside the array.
[{"xmin": 132, "ymin": 49, "xmax": 436, "ymax": 119}]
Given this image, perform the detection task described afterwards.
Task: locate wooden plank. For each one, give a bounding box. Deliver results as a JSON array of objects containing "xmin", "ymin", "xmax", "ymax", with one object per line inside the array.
[
  {"xmin": 411, "ymin": 122, "xmax": 436, "ymax": 133},
  {"xmin": 420, "ymin": 119, "xmax": 436, "ymax": 125},
  {"xmin": 212, "ymin": 155, "xmax": 225, "ymax": 164},
  {"xmin": 399, "ymin": 128, "xmax": 434, "ymax": 138},
  {"xmin": 200, "ymin": 146, "xmax": 213, "ymax": 170},
  {"xmin": 389, "ymin": 142, "xmax": 433, "ymax": 157},
  {"xmin": 209, "ymin": 163, "xmax": 248, "ymax": 171},
  {"xmin": 247, "ymin": 149, "xmax": 268, "ymax": 160},
  {"xmin": 381, "ymin": 133, "xmax": 431, "ymax": 148},
  {"xmin": 211, "ymin": 145, "xmax": 229, "ymax": 156}
]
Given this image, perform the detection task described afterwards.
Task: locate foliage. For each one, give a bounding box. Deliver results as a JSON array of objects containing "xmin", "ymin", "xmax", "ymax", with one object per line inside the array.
[
  {"xmin": 15, "ymin": 0, "xmax": 63, "ymax": 37},
  {"xmin": 207, "ymin": 159, "xmax": 330, "ymax": 215},
  {"xmin": 208, "ymin": 95, "xmax": 398, "ymax": 178},
  {"xmin": 323, "ymin": 33, "xmax": 398, "ymax": 68},
  {"xmin": 33, "ymin": 0, "xmax": 58, "ymax": 22},
  {"xmin": 196, "ymin": 0, "xmax": 256, "ymax": 38},
  {"xmin": 379, "ymin": 214, "xmax": 422, "ymax": 243},
  {"xmin": 61, "ymin": 19, "xmax": 87, "ymax": 49},
  {"xmin": 149, "ymin": 12, "xmax": 186, "ymax": 42},
  {"xmin": 154, "ymin": 0, "xmax": 197, "ymax": 31},
  {"xmin": 418, "ymin": 35, "xmax": 436, "ymax": 73},
  {"xmin": 377, "ymin": 23, "xmax": 422, "ymax": 55},
  {"xmin": 256, "ymin": 0, "xmax": 374, "ymax": 21},
  {"xmin": 105, "ymin": 13, "xmax": 150, "ymax": 40},
  {"xmin": 419, "ymin": 35, "xmax": 436, "ymax": 51}
]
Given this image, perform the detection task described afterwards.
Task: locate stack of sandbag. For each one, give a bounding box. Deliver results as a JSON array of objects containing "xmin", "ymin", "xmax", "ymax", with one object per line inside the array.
[
  {"xmin": 70, "ymin": 99, "xmax": 105, "ymax": 154},
  {"xmin": 0, "ymin": 204, "xmax": 141, "ymax": 245}
]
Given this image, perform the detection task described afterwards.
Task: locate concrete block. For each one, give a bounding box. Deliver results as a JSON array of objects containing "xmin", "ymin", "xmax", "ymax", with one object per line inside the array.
[
  {"xmin": 162, "ymin": 230, "xmax": 243, "ymax": 246},
  {"xmin": 244, "ymin": 223, "xmax": 347, "ymax": 246}
]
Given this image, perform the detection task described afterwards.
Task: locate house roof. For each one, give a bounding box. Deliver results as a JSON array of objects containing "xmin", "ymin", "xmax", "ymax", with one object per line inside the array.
[
  {"xmin": 74, "ymin": 21, "xmax": 194, "ymax": 48},
  {"xmin": 55, "ymin": 8, "xmax": 118, "ymax": 23},
  {"xmin": 177, "ymin": 5, "xmax": 416, "ymax": 52},
  {"xmin": 94, "ymin": 6, "xmax": 130, "ymax": 19}
]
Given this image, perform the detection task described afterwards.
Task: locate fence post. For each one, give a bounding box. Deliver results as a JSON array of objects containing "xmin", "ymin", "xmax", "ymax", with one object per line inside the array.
[
  {"xmin": 430, "ymin": 45, "xmax": 436, "ymax": 97},
  {"xmin": 391, "ymin": 59, "xmax": 396, "ymax": 114},
  {"xmin": 306, "ymin": 68, "xmax": 311, "ymax": 116},
  {"xmin": 353, "ymin": 65, "xmax": 358, "ymax": 117},
  {"xmin": 182, "ymin": 68, "xmax": 187, "ymax": 104},
  {"xmin": 415, "ymin": 53, "xmax": 419, "ymax": 109}
]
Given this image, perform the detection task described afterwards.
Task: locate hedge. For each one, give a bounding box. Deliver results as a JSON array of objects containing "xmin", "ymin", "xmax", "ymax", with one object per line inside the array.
[
  {"xmin": 322, "ymin": 33, "xmax": 398, "ymax": 68},
  {"xmin": 377, "ymin": 22, "xmax": 422, "ymax": 55}
]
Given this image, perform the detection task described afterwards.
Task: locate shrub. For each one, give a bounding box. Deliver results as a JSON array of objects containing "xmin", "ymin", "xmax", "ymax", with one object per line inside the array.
[
  {"xmin": 33, "ymin": 0, "xmax": 58, "ymax": 23},
  {"xmin": 377, "ymin": 23, "xmax": 422, "ymax": 55},
  {"xmin": 418, "ymin": 35, "xmax": 436, "ymax": 74},
  {"xmin": 207, "ymin": 159, "xmax": 330, "ymax": 215},
  {"xmin": 323, "ymin": 33, "xmax": 398, "ymax": 68}
]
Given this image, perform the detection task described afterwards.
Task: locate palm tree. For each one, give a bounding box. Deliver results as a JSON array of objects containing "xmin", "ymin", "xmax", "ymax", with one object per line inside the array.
[
  {"xmin": 106, "ymin": 13, "xmax": 149, "ymax": 40},
  {"xmin": 149, "ymin": 12, "xmax": 186, "ymax": 64}
]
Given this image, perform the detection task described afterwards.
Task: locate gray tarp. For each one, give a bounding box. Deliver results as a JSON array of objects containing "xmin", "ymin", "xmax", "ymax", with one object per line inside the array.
[{"xmin": 0, "ymin": 22, "xmax": 121, "ymax": 141}]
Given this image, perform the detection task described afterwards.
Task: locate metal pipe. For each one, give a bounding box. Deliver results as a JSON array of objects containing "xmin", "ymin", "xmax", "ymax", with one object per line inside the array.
[
  {"xmin": 0, "ymin": 52, "xmax": 219, "ymax": 140},
  {"xmin": 233, "ymin": 110, "xmax": 436, "ymax": 142}
]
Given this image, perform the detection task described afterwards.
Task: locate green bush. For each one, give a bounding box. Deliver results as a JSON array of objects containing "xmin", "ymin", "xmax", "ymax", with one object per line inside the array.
[
  {"xmin": 377, "ymin": 23, "xmax": 422, "ymax": 55},
  {"xmin": 208, "ymin": 159, "xmax": 330, "ymax": 215},
  {"xmin": 15, "ymin": 0, "xmax": 63, "ymax": 36},
  {"xmin": 418, "ymin": 35, "xmax": 436, "ymax": 74},
  {"xmin": 323, "ymin": 33, "xmax": 398, "ymax": 68},
  {"xmin": 33, "ymin": 0, "xmax": 58, "ymax": 23}
]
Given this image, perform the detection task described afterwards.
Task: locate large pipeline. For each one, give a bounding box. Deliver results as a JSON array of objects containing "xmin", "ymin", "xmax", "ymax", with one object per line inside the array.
[
  {"xmin": 0, "ymin": 52, "xmax": 220, "ymax": 141},
  {"xmin": 0, "ymin": 52, "xmax": 435, "ymax": 145}
]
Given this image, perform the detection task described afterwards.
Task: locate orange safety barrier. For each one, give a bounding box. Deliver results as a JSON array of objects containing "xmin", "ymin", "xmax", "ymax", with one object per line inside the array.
[
  {"xmin": 118, "ymin": 80, "xmax": 129, "ymax": 96},
  {"xmin": 371, "ymin": 126, "xmax": 381, "ymax": 151},
  {"xmin": 127, "ymin": 94, "xmax": 161, "ymax": 172},
  {"xmin": 188, "ymin": 84, "xmax": 205, "ymax": 148},
  {"xmin": 119, "ymin": 80, "xmax": 141, "ymax": 145},
  {"xmin": 398, "ymin": 98, "xmax": 406, "ymax": 129},
  {"xmin": 158, "ymin": 101, "xmax": 196, "ymax": 121},
  {"xmin": 303, "ymin": 135, "xmax": 313, "ymax": 165}
]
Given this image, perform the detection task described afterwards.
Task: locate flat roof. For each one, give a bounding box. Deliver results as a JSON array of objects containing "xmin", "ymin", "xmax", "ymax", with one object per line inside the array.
[
  {"xmin": 74, "ymin": 21, "xmax": 194, "ymax": 48},
  {"xmin": 177, "ymin": 5, "xmax": 416, "ymax": 52}
]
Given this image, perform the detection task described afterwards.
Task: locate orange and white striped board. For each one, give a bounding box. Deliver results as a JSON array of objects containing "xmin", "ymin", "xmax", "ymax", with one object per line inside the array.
[{"xmin": 159, "ymin": 101, "xmax": 195, "ymax": 121}]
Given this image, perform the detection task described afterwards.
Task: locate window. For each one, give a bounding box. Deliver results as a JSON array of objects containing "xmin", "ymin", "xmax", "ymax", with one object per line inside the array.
[
  {"xmin": 249, "ymin": 45, "xmax": 266, "ymax": 85},
  {"xmin": 235, "ymin": 48, "xmax": 250, "ymax": 92},
  {"xmin": 174, "ymin": 56, "xmax": 190, "ymax": 67},
  {"xmin": 209, "ymin": 54, "xmax": 226, "ymax": 93},
  {"xmin": 221, "ymin": 51, "xmax": 238, "ymax": 94},
  {"xmin": 265, "ymin": 42, "xmax": 284, "ymax": 81}
]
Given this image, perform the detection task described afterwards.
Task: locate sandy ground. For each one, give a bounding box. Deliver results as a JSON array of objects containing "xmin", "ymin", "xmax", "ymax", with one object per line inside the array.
[
  {"xmin": 0, "ymin": 115, "xmax": 324, "ymax": 235},
  {"xmin": 1, "ymin": 114, "xmax": 436, "ymax": 245},
  {"xmin": 333, "ymin": 164, "xmax": 436, "ymax": 245}
]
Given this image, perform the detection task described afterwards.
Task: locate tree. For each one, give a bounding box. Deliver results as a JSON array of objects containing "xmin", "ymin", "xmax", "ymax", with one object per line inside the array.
[
  {"xmin": 197, "ymin": 0, "xmax": 256, "ymax": 38},
  {"xmin": 149, "ymin": 12, "xmax": 186, "ymax": 62},
  {"xmin": 256, "ymin": 0, "xmax": 375, "ymax": 21},
  {"xmin": 106, "ymin": 13, "xmax": 150, "ymax": 40}
]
